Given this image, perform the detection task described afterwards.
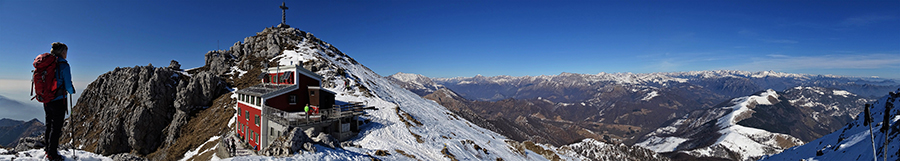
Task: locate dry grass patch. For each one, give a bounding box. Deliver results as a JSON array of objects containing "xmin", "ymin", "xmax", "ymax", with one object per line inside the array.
[
  {"xmin": 394, "ymin": 149, "xmax": 416, "ymax": 159},
  {"xmin": 147, "ymin": 93, "xmax": 236, "ymax": 161},
  {"xmin": 507, "ymin": 140, "xmax": 562, "ymax": 161},
  {"xmin": 441, "ymin": 145, "xmax": 458, "ymax": 161}
]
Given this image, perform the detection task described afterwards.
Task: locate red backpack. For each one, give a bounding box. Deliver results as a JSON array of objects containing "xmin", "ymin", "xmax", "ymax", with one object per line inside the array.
[{"xmin": 32, "ymin": 53, "xmax": 60, "ymax": 103}]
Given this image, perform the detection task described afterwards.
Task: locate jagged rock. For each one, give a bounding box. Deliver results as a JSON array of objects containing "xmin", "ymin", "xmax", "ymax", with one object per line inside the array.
[
  {"xmin": 13, "ymin": 136, "xmax": 43, "ymax": 152},
  {"xmin": 204, "ymin": 27, "xmax": 306, "ymax": 75},
  {"xmin": 262, "ymin": 127, "xmax": 314, "ymax": 156},
  {"xmin": 288, "ymin": 128, "xmax": 313, "ymax": 152},
  {"xmin": 65, "ymin": 65, "xmax": 228, "ymax": 157},
  {"xmin": 315, "ymin": 133, "xmax": 340, "ymax": 149},
  {"xmin": 303, "ymin": 142, "xmax": 316, "ymax": 153},
  {"xmin": 110, "ymin": 153, "xmax": 149, "ymax": 161},
  {"xmin": 204, "ymin": 50, "xmax": 235, "ymax": 75},
  {"xmin": 304, "ymin": 127, "xmax": 319, "ymax": 139},
  {"xmin": 65, "ymin": 65, "xmax": 181, "ymax": 155},
  {"xmin": 168, "ymin": 60, "xmax": 181, "ymax": 70}
]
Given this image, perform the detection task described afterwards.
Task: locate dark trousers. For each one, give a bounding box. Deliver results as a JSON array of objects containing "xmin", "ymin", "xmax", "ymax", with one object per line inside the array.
[{"xmin": 43, "ymin": 98, "xmax": 67, "ymax": 155}]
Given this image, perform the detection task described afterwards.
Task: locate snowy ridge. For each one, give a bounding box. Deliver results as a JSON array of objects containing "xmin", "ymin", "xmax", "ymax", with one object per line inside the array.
[
  {"xmin": 385, "ymin": 72, "xmax": 446, "ymax": 96},
  {"xmin": 227, "ymin": 32, "xmax": 547, "ymax": 160},
  {"xmin": 541, "ymin": 138, "xmax": 670, "ymax": 161},
  {"xmin": 761, "ymin": 89, "xmax": 900, "ymax": 161},
  {"xmin": 434, "ymin": 70, "xmax": 838, "ymax": 86},
  {"xmin": 635, "ymin": 89, "xmax": 804, "ymax": 161}
]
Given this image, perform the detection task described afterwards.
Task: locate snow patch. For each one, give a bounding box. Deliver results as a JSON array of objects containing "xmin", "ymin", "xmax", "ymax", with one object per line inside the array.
[
  {"xmin": 635, "ymin": 136, "xmax": 688, "ymax": 152},
  {"xmin": 641, "ymin": 91, "xmax": 659, "ymax": 101},
  {"xmin": 832, "ymin": 90, "xmax": 854, "ymax": 97}
]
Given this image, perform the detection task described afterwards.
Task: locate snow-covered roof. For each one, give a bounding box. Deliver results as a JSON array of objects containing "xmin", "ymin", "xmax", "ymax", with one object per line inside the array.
[{"xmin": 236, "ymin": 83, "xmax": 298, "ymax": 99}]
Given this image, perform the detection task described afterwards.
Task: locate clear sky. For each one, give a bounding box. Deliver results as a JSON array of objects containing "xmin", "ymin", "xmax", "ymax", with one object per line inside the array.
[{"xmin": 1, "ymin": 0, "xmax": 899, "ymax": 118}]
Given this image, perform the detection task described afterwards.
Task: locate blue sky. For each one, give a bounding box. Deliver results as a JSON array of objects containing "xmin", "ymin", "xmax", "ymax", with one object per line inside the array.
[{"xmin": 1, "ymin": 0, "xmax": 899, "ymax": 120}]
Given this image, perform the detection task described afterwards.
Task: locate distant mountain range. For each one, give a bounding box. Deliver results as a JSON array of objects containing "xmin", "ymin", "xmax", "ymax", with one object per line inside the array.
[
  {"xmin": 388, "ymin": 71, "xmax": 897, "ymax": 161},
  {"xmin": 0, "ymin": 118, "xmax": 44, "ymax": 148},
  {"xmin": 0, "ymin": 95, "xmax": 43, "ymax": 123}
]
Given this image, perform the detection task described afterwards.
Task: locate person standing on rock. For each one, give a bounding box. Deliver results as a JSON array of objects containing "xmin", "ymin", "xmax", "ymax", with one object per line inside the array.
[{"xmin": 44, "ymin": 42, "xmax": 75, "ymax": 161}]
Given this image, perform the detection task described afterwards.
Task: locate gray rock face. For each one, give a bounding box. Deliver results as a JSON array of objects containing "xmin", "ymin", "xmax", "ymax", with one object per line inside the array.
[
  {"xmin": 261, "ymin": 127, "xmax": 314, "ymax": 156},
  {"xmin": 164, "ymin": 72, "xmax": 229, "ymax": 146},
  {"xmin": 13, "ymin": 136, "xmax": 43, "ymax": 152},
  {"xmin": 204, "ymin": 27, "xmax": 307, "ymax": 75},
  {"xmin": 315, "ymin": 133, "xmax": 340, "ymax": 149},
  {"xmin": 168, "ymin": 60, "xmax": 181, "ymax": 70},
  {"xmin": 64, "ymin": 65, "xmax": 227, "ymax": 156},
  {"xmin": 110, "ymin": 153, "xmax": 149, "ymax": 161}
]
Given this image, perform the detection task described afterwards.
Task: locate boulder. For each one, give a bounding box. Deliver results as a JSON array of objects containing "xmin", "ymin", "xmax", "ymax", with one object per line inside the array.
[
  {"xmin": 261, "ymin": 127, "xmax": 315, "ymax": 156},
  {"xmin": 110, "ymin": 153, "xmax": 149, "ymax": 161},
  {"xmin": 13, "ymin": 136, "xmax": 44, "ymax": 152},
  {"xmin": 315, "ymin": 133, "xmax": 340, "ymax": 149},
  {"xmin": 168, "ymin": 60, "xmax": 181, "ymax": 70}
]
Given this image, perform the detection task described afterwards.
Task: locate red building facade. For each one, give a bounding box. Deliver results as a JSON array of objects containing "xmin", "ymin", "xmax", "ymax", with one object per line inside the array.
[{"xmin": 234, "ymin": 65, "xmax": 333, "ymax": 151}]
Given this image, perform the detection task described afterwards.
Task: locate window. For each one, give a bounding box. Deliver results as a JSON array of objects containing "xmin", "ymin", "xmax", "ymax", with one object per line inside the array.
[
  {"xmin": 310, "ymin": 91, "xmax": 316, "ymax": 97},
  {"xmin": 255, "ymin": 115, "xmax": 260, "ymax": 126},
  {"xmin": 289, "ymin": 95, "xmax": 297, "ymax": 105},
  {"xmin": 245, "ymin": 111, "xmax": 249, "ymax": 120}
]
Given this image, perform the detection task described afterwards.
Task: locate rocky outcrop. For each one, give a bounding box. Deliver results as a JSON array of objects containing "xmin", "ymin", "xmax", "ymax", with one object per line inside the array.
[
  {"xmin": 13, "ymin": 136, "xmax": 44, "ymax": 152},
  {"xmin": 64, "ymin": 65, "xmax": 227, "ymax": 156},
  {"xmin": 204, "ymin": 27, "xmax": 308, "ymax": 75},
  {"xmin": 168, "ymin": 60, "xmax": 181, "ymax": 70},
  {"xmin": 0, "ymin": 118, "xmax": 45, "ymax": 147},
  {"xmin": 110, "ymin": 153, "xmax": 149, "ymax": 161},
  {"xmin": 262, "ymin": 127, "xmax": 315, "ymax": 156},
  {"xmin": 558, "ymin": 139, "xmax": 671, "ymax": 161},
  {"xmin": 163, "ymin": 71, "xmax": 229, "ymax": 148}
]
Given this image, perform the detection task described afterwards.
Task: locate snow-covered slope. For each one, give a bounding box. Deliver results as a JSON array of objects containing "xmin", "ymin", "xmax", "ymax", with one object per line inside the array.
[
  {"xmin": 761, "ymin": 89, "xmax": 900, "ymax": 161},
  {"xmin": 223, "ymin": 28, "xmax": 548, "ymax": 160},
  {"xmin": 385, "ymin": 72, "xmax": 447, "ymax": 96},
  {"xmin": 635, "ymin": 89, "xmax": 804, "ymax": 161},
  {"xmin": 552, "ymin": 139, "xmax": 671, "ymax": 161},
  {"xmin": 0, "ymin": 149, "xmax": 113, "ymax": 161}
]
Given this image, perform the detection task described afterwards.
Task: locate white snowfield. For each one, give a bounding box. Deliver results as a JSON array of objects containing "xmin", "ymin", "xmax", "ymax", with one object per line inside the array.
[
  {"xmin": 0, "ymin": 149, "xmax": 113, "ymax": 161},
  {"xmin": 636, "ymin": 89, "xmax": 804, "ymax": 161},
  {"xmin": 761, "ymin": 89, "xmax": 900, "ymax": 161}
]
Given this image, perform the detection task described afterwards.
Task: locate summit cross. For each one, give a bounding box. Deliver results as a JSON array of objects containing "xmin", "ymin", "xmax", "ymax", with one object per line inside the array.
[{"xmin": 280, "ymin": 2, "xmax": 289, "ymax": 25}]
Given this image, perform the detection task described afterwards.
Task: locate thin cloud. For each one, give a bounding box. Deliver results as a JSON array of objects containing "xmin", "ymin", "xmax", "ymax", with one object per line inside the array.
[
  {"xmin": 766, "ymin": 54, "xmax": 789, "ymax": 58},
  {"xmin": 842, "ymin": 15, "xmax": 894, "ymax": 26},
  {"xmin": 729, "ymin": 54, "xmax": 900, "ymax": 71},
  {"xmin": 762, "ymin": 39, "xmax": 799, "ymax": 44}
]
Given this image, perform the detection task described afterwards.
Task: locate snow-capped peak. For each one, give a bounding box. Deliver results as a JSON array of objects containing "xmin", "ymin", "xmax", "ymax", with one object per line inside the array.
[
  {"xmin": 636, "ymin": 89, "xmax": 803, "ymax": 161},
  {"xmin": 718, "ymin": 89, "xmax": 779, "ymax": 127}
]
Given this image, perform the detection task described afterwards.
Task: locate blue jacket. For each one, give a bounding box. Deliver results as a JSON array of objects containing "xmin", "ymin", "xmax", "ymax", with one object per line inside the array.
[{"xmin": 53, "ymin": 57, "xmax": 74, "ymax": 101}]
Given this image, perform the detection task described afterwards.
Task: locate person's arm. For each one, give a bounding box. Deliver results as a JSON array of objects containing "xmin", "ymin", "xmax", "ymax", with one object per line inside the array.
[{"xmin": 60, "ymin": 62, "xmax": 75, "ymax": 94}]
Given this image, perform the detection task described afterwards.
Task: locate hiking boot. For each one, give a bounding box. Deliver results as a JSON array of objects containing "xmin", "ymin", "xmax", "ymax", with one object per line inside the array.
[{"xmin": 46, "ymin": 152, "xmax": 64, "ymax": 161}]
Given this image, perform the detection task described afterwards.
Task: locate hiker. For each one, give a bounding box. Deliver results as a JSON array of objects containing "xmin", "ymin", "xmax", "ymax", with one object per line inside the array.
[
  {"xmin": 43, "ymin": 42, "xmax": 74, "ymax": 160},
  {"xmin": 305, "ymin": 104, "xmax": 310, "ymax": 121}
]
